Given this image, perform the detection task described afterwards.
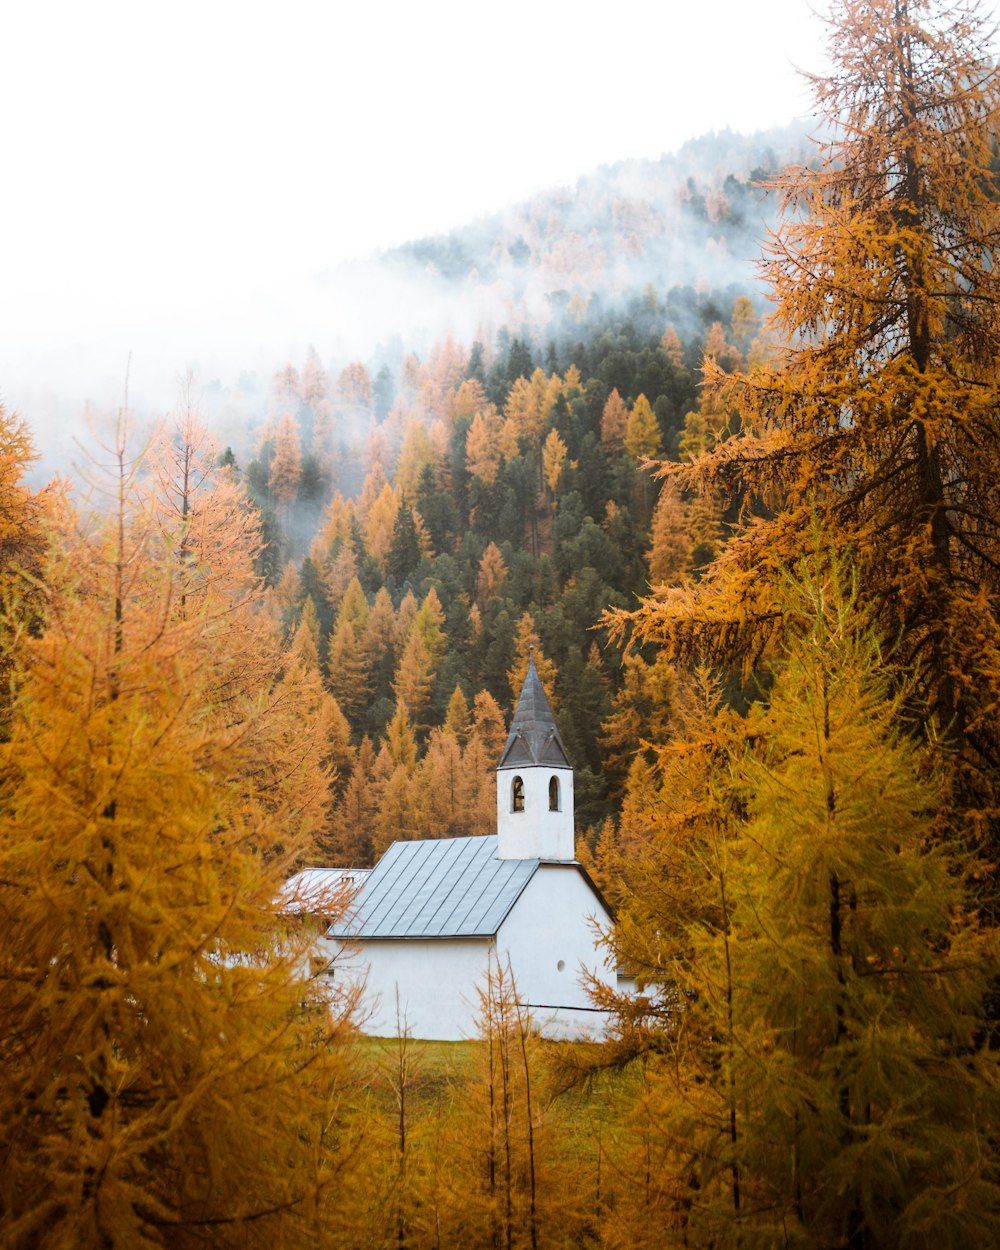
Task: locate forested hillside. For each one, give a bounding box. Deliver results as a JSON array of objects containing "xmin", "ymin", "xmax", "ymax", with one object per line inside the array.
[
  {"xmin": 384, "ymin": 123, "xmax": 809, "ymax": 303},
  {"xmin": 214, "ymin": 282, "xmax": 765, "ymax": 859},
  {"xmin": 187, "ymin": 125, "xmax": 812, "ymax": 864}
]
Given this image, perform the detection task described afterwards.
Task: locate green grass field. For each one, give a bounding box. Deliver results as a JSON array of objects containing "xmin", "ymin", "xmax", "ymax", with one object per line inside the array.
[{"xmin": 350, "ymin": 1033, "xmax": 641, "ymax": 1148}]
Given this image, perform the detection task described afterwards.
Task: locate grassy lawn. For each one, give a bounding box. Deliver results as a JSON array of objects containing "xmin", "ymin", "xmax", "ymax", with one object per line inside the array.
[
  {"xmin": 352, "ymin": 1035, "xmax": 477, "ymax": 1111},
  {"xmin": 349, "ymin": 1034, "xmax": 641, "ymax": 1155}
]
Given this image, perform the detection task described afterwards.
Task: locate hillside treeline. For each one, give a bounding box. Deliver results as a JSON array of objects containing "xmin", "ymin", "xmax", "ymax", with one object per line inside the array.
[{"xmin": 229, "ymin": 283, "xmax": 767, "ymax": 854}]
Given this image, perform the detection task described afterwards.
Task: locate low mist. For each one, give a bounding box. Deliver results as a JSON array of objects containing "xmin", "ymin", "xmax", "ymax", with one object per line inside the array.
[{"xmin": 3, "ymin": 123, "xmax": 810, "ymax": 488}]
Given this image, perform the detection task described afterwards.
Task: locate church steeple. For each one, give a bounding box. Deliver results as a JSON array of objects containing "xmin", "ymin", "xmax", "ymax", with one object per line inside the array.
[
  {"xmin": 498, "ymin": 650, "xmax": 571, "ymax": 770},
  {"xmin": 496, "ymin": 653, "xmax": 575, "ymax": 861}
]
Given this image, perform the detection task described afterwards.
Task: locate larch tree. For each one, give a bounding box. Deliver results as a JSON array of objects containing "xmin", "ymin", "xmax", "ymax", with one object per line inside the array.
[
  {"xmin": 625, "ymin": 394, "xmax": 662, "ymax": 528},
  {"xmin": 728, "ymin": 294, "xmax": 758, "ymax": 352},
  {"xmin": 371, "ymin": 705, "xmax": 421, "ymax": 856},
  {"xmin": 623, "ymin": 394, "xmax": 661, "ymax": 463},
  {"xmin": 390, "ymin": 590, "xmax": 445, "ymax": 735},
  {"xmin": 326, "ymin": 736, "xmax": 378, "ymax": 866},
  {"xmin": 325, "ymin": 576, "xmax": 371, "ymax": 726},
  {"xmin": 504, "ymin": 369, "xmax": 559, "ymax": 455},
  {"xmin": 322, "ymin": 541, "xmax": 358, "ymax": 615},
  {"xmin": 413, "ymin": 586, "xmax": 446, "ymax": 657},
  {"xmin": 0, "ymin": 404, "xmax": 51, "ymax": 713},
  {"xmin": 465, "ymin": 406, "xmax": 504, "ymax": 489},
  {"xmin": 394, "ymin": 420, "xmax": 436, "ymax": 500},
  {"xmin": 269, "ymin": 560, "xmax": 303, "ymax": 634},
  {"xmin": 381, "ymin": 700, "xmax": 419, "ymax": 774},
  {"xmin": 267, "ymin": 412, "xmax": 303, "ymax": 518},
  {"xmin": 614, "ymin": 0, "xmax": 1000, "ymax": 856},
  {"xmin": 299, "ymin": 344, "xmax": 329, "ymax": 408},
  {"xmin": 638, "ymin": 558, "xmax": 1000, "ymax": 1248},
  {"xmin": 362, "ymin": 481, "xmax": 400, "ymax": 574},
  {"xmin": 600, "ymin": 388, "xmax": 630, "ymax": 454},
  {"xmin": 0, "ymin": 418, "xmax": 358, "ymax": 1249},
  {"xmin": 412, "ymin": 724, "xmax": 467, "ymax": 841},
  {"xmin": 361, "ymin": 585, "xmax": 398, "ymax": 693},
  {"xmin": 391, "ymin": 627, "xmax": 435, "ymax": 733},
  {"xmin": 592, "ymin": 662, "xmax": 745, "ymax": 1064},
  {"xmin": 449, "ymin": 376, "xmax": 487, "ymax": 424},
  {"xmin": 471, "ymin": 690, "xmax": 508, "ymax": 759},
  {"xmin": 476, "ymin": 541, "xmax": 509, "ymax": 606},
  {"xmin": 647, "ymin": 479, "xmax": 693, "ymax": 587},
  {"xmin": 542, "ymin": 427, "xmax": 568, "ymax": 497},
  {"xmin": 443, "ymin": 684, "xmax": 472, "ymax": 744},
  {"xmin": 310, "ymin": 491, "xmax": 355, "ymax": 573},
  {"xmin": 319, "ymin": 690, "xmax": 355, "ymax": 802},
  {"xmin": 393, "ymin": 589, "xmax": 419, "ymax": 654},
  {"xmin": 446, "ymin": 958, "xmax": 556, "ymax": 1250},
  {"xmin": 700, "ymin": 320, "xmax": 742, "ymax": 374},
  {"xmin": 268, "ymin": 364, "xmax": 299, "ymax": 418},
  {"xmin": 287, "ymin": 595, "xmax": 322, "ymax": 672},
  {"xmin": 0, "ymin": 404, "xmax": 49, "ymax": 575},
  {"xmin": 598, "ymin": 650, "xmax": 693, "ymax": 801},
  {"xmin": 336, "ymin": 361, "xmax": 373, "ymax": 417},
  {"xmin": 462, "ymin": 692, "xmax": 509, "ymax": 836},
  {"xmin": 309, "ymin": 398, "xmax": 338, "ymax": 493},
  {"xmin": 661, "ymin": 324, "xmax": 684, "ymax": 368}
]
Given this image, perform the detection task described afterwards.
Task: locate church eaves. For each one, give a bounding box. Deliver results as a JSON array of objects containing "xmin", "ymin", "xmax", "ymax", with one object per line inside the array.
[{"xmin": 497, "ymin": 654, "xmax": 571, "ymax": 770}]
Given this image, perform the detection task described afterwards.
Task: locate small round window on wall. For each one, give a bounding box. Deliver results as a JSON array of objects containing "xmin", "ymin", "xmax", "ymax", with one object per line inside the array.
[
  {"xmin": 512, "ymin": 775, "xmax": 525, "ymax": 812},
  {"xmin": 548, "ymin": 775, "xmax": 560, "ymax": 811}
]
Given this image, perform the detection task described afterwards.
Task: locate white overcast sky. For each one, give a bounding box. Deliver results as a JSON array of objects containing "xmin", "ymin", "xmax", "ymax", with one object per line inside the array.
[{"xmin": 1, "ymin": 0, "xmax": 829, "ymax": 422}]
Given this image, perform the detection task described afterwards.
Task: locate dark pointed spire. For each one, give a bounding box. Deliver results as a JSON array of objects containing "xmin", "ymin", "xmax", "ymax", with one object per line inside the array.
[{"xmin": 497, "ymin": 654, "xmax": 571, "ymax": 769}]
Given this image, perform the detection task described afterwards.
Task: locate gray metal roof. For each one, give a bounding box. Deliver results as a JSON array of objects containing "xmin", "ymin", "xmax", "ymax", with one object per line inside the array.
[
  {"xmin": 498, "ymin": 654, "xmax": 571, "ymax": 769},
  {"xmin": 329, "ymin": 836, "xmax": 539, "ymax": 940}
]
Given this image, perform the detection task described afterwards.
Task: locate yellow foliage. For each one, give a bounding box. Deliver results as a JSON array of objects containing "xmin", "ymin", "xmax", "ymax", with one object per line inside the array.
[
  {"xmin": 465, "ymin": 406, "xmax": 503, "ymax": 486},
  {"xmin": 0, "ymin": 420, "xmax": 357, "ymax": 1246},
  {"xmin": 610, "ymin": 0, "xmax": 1000, "ymax": 824}
]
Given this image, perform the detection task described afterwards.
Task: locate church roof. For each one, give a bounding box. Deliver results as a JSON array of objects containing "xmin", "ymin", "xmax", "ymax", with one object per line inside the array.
[
  {"xmin": 280, "ymin": 867, "xmax": 370, "ymax": 915},
  {"xmin": 497, "ymin": 654, "xmax": 571, "ymax": 769},
  {"xmin": 329, "ymin": 835, "xmax": 592, "ymax": 941}
]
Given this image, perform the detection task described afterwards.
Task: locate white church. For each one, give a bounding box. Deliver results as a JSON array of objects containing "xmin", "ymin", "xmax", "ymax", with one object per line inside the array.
[{"xmin": 304, "ymin": 657, "xmax": 618, "ymax": 1041}]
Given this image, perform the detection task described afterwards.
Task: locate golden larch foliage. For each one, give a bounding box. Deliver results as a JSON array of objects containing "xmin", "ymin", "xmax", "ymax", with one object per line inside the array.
[{"xmin": 0, "ymin": 419, "xmax": 357, "ymax": 1247}]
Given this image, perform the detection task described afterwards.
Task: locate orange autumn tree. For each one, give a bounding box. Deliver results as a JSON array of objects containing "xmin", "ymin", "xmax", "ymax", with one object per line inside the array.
[
  {"xmin": 0, "ymin": 404, "xmax": 51, "ymax": 716},
  {"xmin": 267, "ymin": 412, "xmax": 303, "ymax": 520},
  {"xmin": 604, "ymin": 556, "xmax": 1000, "ymax": 1248},
  {"xmin": 0, "ymin": 402, "xmax": 49, "ymax": 587},
  {"xmin": 0, "ymin": 418, "xmax": 357, "ymax": 1249},
  {"xmin": 612, "ymin": 0, "xmax": 1000, "ymax": 848}
]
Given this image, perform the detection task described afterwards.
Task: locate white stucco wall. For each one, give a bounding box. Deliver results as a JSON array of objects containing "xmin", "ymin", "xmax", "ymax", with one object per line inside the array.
[
  {"xmin": 321, "ymin": 864, "xmax": 616, "ymax": 1042},
  {"xmin": 496, "ymin": 865, "xmax": 614, "ymax": 1040},
  {"xmin": 496, "ymin": 765, "xmax": 574, "ymax": 860},
  {"xmin": 322, "ymin": 934, "xmax": 491, "ymax": 1040}
]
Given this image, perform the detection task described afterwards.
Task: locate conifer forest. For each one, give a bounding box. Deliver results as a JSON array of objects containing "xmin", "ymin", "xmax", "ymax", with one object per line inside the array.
[{"xmin": 3, "ymin": 1, "xmax": 1000, "ymax": 1246}]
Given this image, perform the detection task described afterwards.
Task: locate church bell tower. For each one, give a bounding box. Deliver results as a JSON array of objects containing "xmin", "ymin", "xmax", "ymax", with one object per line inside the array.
[{"xmin": 496, "ymin": 653, "xmax": 574, "ymax": 860}]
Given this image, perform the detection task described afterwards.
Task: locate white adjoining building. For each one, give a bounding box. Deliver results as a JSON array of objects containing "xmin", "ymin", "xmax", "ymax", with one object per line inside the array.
[{"xmin": 316, "ymin": 656, "xmax": 617, "ymax": 1041}]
